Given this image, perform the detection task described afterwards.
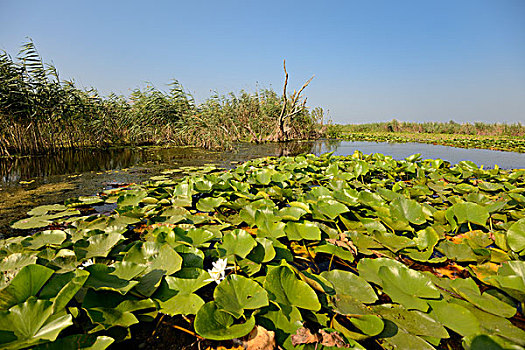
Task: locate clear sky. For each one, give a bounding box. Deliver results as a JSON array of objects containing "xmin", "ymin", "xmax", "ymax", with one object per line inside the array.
[{"xmin": 1, "ymin": 0, "xmax": 524, "ymax": 124}]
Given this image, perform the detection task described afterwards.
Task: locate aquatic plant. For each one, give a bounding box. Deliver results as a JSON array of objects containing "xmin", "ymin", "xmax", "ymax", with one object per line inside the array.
[
  {"xmin": 336, "ymin": 132, "xmax": 525, "ymax": 153},
  {"xmin": 2, "ymin": 152, "xmax": 525, "ymax": 349}
]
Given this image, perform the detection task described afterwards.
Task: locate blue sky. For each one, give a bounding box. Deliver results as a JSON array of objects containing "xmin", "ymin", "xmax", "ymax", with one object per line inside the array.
[{"xmin": 1, "ymin": 0, "xmax": 524, "ymax": 123}]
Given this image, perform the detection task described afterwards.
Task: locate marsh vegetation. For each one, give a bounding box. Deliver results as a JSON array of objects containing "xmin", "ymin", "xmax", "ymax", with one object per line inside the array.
[
  {"xmin": 2, "ymin": 152, "xmax": 525, "ymax": 349},
  {"xmin": 0, "ymin": 41, "xmax": 325, "ymax": 157}
]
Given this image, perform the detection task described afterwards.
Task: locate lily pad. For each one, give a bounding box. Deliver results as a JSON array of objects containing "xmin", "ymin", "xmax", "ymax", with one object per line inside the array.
[
  {"xmin": 194, "ymin": 301, "xmax": 255, "ymax": 340},
  {"xmin": 220, "ymin": 229, "xmax": 257, "ymax": 259},
  {"xmin": 214, "ymin": 275, "xmax": 268, "ymax": 318},
  {"xmin": 507, "ymin": 218, "xmax": 525, "ymax": 253},
  {"xmin": 320, "ymin": 269, "xmax": 377, "ymax": 304},
  {"xmin": 264, "ymin": 263, "xmax": 321, "ymax": 311}
]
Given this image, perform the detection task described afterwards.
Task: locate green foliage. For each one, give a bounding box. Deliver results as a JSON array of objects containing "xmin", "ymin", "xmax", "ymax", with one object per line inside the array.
[
  {"xmin": 337, "ymin": 130, "xmax": 525, "ymax": 153},
  {"xmin": 0, "ymin": 41, "xmax": 325, "ymax": 156},
  {"xmin": 2, "ymin": 153, "xmax": 525, "ymax": 349}
]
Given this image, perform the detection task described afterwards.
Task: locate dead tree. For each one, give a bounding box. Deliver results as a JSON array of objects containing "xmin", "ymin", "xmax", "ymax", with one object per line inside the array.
[{"xmin": 267, "ymin": 60, "xmax": 314, "ymax": 141}]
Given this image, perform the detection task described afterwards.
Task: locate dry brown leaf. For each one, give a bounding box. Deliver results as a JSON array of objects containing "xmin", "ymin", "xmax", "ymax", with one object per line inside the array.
[
  {"xmin": 326, "ymin": 232, "xmax": 358, "ymax": 256},
  {"xmin": 244, "ymin": 227, "xmax": 258, "ymax": 236},
  {"xmin": 319, "ymin": 329, "xmax": 348, "ymax": 348},
  {"xmin": 241, "ymin": 325, "xmax": 276, "ymax": 350},
  {"xmin": 291, "ymin": 327, "xmax": 321, "ymax": 346}
]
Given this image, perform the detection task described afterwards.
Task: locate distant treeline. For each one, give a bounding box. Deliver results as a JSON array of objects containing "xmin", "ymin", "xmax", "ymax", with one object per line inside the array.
[
  {"xmin": 336, "ymin": 120, "xmax": 525, "ymax": 137},
  {"xmin": 0, "ymin": 41, "xmax": 325, "ymax": 157}
]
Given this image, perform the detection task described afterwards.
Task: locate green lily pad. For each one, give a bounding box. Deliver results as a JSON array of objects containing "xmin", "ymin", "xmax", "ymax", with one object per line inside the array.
[
  {"xmin": 220, "ymin": 229, "xmax": 257, "ymax": 258},
  {"xmin": 22, "ymin": 230, "xmax": 67, "ymax": 250},
  {"xmin": 372, "ymin": 304, "xmax": 449, "ymax": 339},
  {"xmin": 313, "ymin": 199, "xmax": 349, "ymax": 220},
  {"xmin": 285, "ymin": 221, "xmax": 321, "ymax": 241},
  {"xmin": 449, "ymin": 202, "xmax": 489, "ymax": 226},
  {"xmin": 450, "ymin": 278, "xmax": 516, "ymax": 318},
  {"xmin": 83, "ymin": 264, "xmax": 139, "ymax": 295},
  {"xmin": 390, "ymin": 197, "xmax": 427, "ymax": 225},
  {"xmin": 0, "ymin": 297, "xmax": 73, "ymax": 349},
  {"xmin": 507, "ymin": 218, "xmax": 525, "ymax": 253},
  {"xmin": 278, "ymin": 206, "xmax": 307, "ymax": 221},
  {"xmin": 428, "ymin": 300, "xmax": 481, "ymax": 337},
  {"xmin": 258, "ymin": 304, "xmax": 303, "ymax": 335},
  {"xmin": 320, "ymin": 270, "xmax": 377, "ymax": 304},
  {"xmin": 32, "ymin": 334, "xmax": 114, "ymax": 350},
  {"xmin": 85, "ymin": 298, "xmax": 155, "ymax": 331},
  {"xmin": 357, "ymin": 257, "xmax": 407, "ymax": 287},
  {"xmin": 194, "ymin": 301, "xmax": 255, "ymax": 340},
  {"xmin": 27, "ymin": 204, "xmax": 68, "ymax": 216},
  {"xmin": 378, "ymin": 265, "xmax": 441, "ymax": 311},
  {"xmin": 264, "ymin": 263, "xmax": 321, "ymax": 311},
  {"xmin": 491, "ymin": 261, "xmax": 525, "ymax": 302},
  {"xmin": 196, "ymin": 197, "xmax": 226, "ymax": 212},
  {"xmin": 314, "ymin": 243, "xmax": 355, "ymax": 261},
  {"xmin": 11, "ymin": 216, "xmax": 53, "ymax": 230},
  {"xmin": 39, "ymin": 269, "xmax": 90, "ymax": 312},
  {"xmin": 349, "ymin": 315, "xmax": 384, "ymax": 336},
  {"xmin": 0, "ymin": 264, "xmax": 54, "ymax": 309},
  {"xmin": 214, "ymin": 275, "xmax": 268, "ymax": 318}
]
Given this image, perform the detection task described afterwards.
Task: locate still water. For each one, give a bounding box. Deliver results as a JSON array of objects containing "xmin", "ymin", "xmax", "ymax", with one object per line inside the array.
[{"xmin": 1, "ymin": 140, "xmax": 525, "ymax": 235}]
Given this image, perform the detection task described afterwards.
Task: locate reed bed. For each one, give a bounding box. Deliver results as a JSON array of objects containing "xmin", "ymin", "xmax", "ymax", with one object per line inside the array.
[
  {"xmin": 0, "ymin": 41, "xmax": 325, "ymax": 157},
  {"xmin": 334, "ymin": 119, "xmax": 525, "ymax": 137}
]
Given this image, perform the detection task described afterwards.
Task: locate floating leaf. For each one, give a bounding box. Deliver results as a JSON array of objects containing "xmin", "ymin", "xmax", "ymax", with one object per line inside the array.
[
  {"xmin": 349, "ymin": 315, "xmax": 384, "ymax": 336},
  {"xmin": 390, "ymin": 197, "xmax": 427, "ymax": 225},
  {"xmin": 313, "ymin": 199, "xmax": 349, "ymax": 220},
  {"xmin": 27, "ymin": 204, "xmax": 67, "ymax": 216},
  {"xmin": 214, "ymin": 275, "xmax": 268, "ymax": 318},
  {"xmin": 22, "ymin": 230, "xmax": 67, "ymax": 250},
  {"xmin": 449, "ymin": 202, "xmax": 489, "ymax": 226},
  {"xmin": 320, "ymin": 270, "xmax": 377, "ymax": 303},
  {"xmin": 33, "ymin": 334, "xmax": 114, "ymax": 350},
  {"xmin": 507, "ymin": 218, "xmax": 525, "ymax": 253},
  {"xmin": 0, "ymin": 264, "xmax": 54, "ymax": 309},
  {"xmin": 220, "ymin": 229, "xmax": 257, "ymax": 258},
  {"xmin": 372, "ymin": 304, "xmax": 449, "ymax": 339},
  {"xmin": 264, "ymin": 263, "xmax": 321, "ymax": 311},
  {"xmin": 194, "ymin": 301, "xmax": 255, "ymax": 340},
  {"xmin": 378, "ymin": 265, "xmax": 441, "ymax": 311},
  {"xmin": 450, "ymin": 278, "xmax": 516, "ymax": 318},
  {"xmin": 0, "ymin": 297, "xmax": 73, "ymax": 349},
  {"xmin": 285, "ymin": 221, "xmax": 321, "ymax": 241},
  {"xmin": 428, "ymin": 300, "xmax": 481, "ymax": 337},
  {"xmin": 196, "ymin": 197, "xmax": 226, "ymax": 212},
  {"xmin": 11, "ymin": 216, "xmax": 52, "ymax": 230}
]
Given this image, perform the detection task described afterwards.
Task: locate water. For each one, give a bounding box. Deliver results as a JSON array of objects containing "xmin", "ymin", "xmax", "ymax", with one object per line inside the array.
[
  {"xmin": 320, "ymin": 141, "xmax": 525, "ymax": 169},
  {"xmin": 1, "ymin": 140, "xmax": 525, "ymax": 236}
]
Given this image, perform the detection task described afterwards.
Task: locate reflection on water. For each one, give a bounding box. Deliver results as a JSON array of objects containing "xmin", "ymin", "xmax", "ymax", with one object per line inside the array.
[
  {"xmin": 319, "ymin": 141, "xmax": 525, "ymax": 170},
  {"xmin": 1, "ymin": 139, "xmax": 524, "ymax": 236},
  {"xmin": 0, "ymin": 142, "xmax": 319, "ymax": 186}
]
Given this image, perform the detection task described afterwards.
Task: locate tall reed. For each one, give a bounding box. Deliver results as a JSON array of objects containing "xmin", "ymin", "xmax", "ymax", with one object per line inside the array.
[{"xmin": 0, "ymin": 41, "xmax": 325, "ymax": 156}]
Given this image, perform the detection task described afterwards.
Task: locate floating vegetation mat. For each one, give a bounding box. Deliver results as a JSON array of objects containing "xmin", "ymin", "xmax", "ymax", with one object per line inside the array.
[
  {"xmin": 340, "ymin": 132, "xmax": 525, "ymax": 153},
  {"xmin": 2, "ymin": 152, "xmax": 525, "ymax": 349}
]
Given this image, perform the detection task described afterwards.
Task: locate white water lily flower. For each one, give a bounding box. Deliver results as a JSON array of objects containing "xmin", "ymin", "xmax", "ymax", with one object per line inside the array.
[
  {"xmin": 79, "ymin": 258, "xmax": 95, "ymax": 270},
  {"xmin": 204, "ymin": 258, "xmax": 232, "ymax": 284}
]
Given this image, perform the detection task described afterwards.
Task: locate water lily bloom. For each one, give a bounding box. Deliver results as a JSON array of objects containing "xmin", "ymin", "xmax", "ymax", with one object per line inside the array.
[
  {"xmin": 79, "ymin": 258, "xmax": 95, "ymax": 269},
  {"xmin": 205, "ymin": 258, "xmax": 231, "ymax": 284}
]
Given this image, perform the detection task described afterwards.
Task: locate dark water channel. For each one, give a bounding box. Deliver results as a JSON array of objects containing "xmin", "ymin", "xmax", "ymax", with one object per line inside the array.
[{"xmin": 1, "ymin": 140, "xmax": 525, "ymax": 236}]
